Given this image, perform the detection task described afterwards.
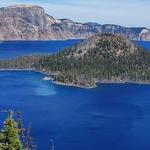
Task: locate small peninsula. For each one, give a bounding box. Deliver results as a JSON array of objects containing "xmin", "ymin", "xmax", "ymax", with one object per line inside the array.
[{"xmin": 0, "ymin": 34, "xmax": 150, "ymax": 88}]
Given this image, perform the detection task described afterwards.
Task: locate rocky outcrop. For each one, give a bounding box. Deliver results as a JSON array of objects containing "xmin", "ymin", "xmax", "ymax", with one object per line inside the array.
[{"xmin": 0, "ymin": 5, "xmax": 150, "ymax": 41}]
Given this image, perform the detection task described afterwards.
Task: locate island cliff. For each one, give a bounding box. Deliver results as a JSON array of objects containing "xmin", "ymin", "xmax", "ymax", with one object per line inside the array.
[{"xmin": 0, "ymin": 5, "xmax": 150, "ymax": 41}]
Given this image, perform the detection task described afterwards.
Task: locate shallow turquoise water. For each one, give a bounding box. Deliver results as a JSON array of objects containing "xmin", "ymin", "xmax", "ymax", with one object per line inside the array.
[{"xmin": 0, "ymin": 71, "xmax": 150, "ymax": 150}]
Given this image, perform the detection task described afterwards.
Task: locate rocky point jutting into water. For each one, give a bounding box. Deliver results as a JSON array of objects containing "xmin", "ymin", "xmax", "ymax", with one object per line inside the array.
[{"xmin": 0, "ymin": 5, "xmax": 150, "ymax": 41}]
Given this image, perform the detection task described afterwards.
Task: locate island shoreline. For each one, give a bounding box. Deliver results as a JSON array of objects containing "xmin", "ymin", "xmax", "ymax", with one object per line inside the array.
[{"xmin": 0, "ymin": 69, "xmax": 150, "ymax": 89}]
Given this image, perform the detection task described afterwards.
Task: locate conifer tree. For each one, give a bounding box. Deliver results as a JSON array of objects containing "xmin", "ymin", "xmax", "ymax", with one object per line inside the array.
[
  {"xmin": 16, "ymin": 112, "xmax": 25, "ymax": 137},
  {"xmin": 24, "ymin": 124, "xmax": 36, "ymax": 150},
  {"xmin": 16, "ymin": 111, "xmax": 26, "ymax": 149},
  {"xmin": 0, "ymin": 110, "xmax": 22, "ymax": 150}
]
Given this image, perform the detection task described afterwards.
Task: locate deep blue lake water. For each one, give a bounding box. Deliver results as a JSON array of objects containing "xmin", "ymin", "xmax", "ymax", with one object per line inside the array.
[
  {"xmin": 0, "ymin": 40, "xmax": 80, "ymax": 60},
  {"xmin": 0, "ymin": 40, "xmax": 149, "ymax": 60},
  {"xmin": 0, "ymin": 40, "xmax": 150, "ymax": 150},
  {"xmin": 135, "ymin": 41, "xmax": 150, "ymax": 51},
  {"xmin": 0, "ymin": 71, "xmax": 150, "ymax": 150}
]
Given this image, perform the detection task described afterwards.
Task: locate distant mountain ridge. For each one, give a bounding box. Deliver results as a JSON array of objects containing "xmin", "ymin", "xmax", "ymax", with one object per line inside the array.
[{"xmin": 0, "ymin": 5, "xmax": 150, "ymax": 41}]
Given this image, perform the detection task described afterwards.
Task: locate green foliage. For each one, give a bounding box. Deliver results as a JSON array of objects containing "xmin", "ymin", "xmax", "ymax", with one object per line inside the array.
[
  {"xmin": 33, "ymin": 35, "xmax": 150, "ymax": 86},
  {"xmin": 0, "ymin": 111, "xmax": 36, "ymax": 150},
  {"xmin": 0, "ymin": 111, "xmax": 22, "ymax": 150},
  {"xmin": 23, "ymin": 124, "xmax": 36, "ymax": 150},
  {"xmin": 0, "ymin": 34, "xmax": 150, "ymax": 87}
]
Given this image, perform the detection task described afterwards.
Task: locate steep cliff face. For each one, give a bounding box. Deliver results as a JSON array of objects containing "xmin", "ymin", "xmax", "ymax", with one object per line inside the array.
[
  {"xmin": 0, "ymin": 5, "xmax": 43, "ymax": 40},
  {"xmin": 0, "ymin": 5, "xmax": 150, "ymax": 41}
]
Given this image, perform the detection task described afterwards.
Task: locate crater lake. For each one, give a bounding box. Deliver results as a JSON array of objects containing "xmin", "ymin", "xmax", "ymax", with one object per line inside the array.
[{"xmin": 0, "ymin": 40, "xmax": 150, "ymax": 150}]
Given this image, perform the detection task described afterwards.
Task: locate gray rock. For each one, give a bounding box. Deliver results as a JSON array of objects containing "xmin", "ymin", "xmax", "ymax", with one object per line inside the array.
[{"xmin": 0, "ymin": 5, "xmax": 150, "ymax": 41}]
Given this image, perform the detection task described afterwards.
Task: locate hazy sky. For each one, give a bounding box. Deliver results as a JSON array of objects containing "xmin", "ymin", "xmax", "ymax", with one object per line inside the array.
[{"xmin": 1, "ymin": 0, "xmax": 150, "ymax": 28}]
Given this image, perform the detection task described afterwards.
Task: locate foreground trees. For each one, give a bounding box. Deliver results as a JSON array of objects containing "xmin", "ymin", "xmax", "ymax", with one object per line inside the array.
[
  {"xmin": 0, "ymin": 111, "xmax": 22, "ymax": 150},
  {"xmin": 0, "ymin": 111, "xmax": 35, "ymax": 150}
]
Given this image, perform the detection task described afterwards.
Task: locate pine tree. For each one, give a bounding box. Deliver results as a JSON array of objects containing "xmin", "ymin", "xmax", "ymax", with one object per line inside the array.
[
  {"xmin": 16, "ymin": 112, "xmax": 26, "ymax": 149},
  {"xmin": 0, "ymin": 110, "xmax": 22, "ymax": 150},
  {"xmin": 16, "ymin": 112, "xmax": 36, "ymax": 150},
  {"xmin": 16, "ymin": 112, "xmax": 25, "ymax": 137},
  {"xmin": 24, "ymin": 124, "xmax": 36, "ymax": 150}
]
